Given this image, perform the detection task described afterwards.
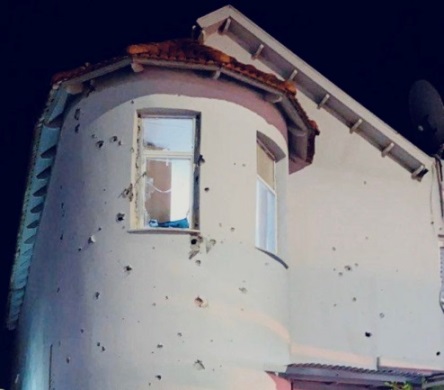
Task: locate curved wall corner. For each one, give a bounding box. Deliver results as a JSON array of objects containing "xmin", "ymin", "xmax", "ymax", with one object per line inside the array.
[{"xmin": 15, "ymin": 69, "xmax": 292, "ymax": 389}]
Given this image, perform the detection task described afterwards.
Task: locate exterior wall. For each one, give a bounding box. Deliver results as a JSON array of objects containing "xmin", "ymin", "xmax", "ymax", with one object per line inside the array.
[
  {"xmin": 288, "ymin": 91, "xmax": 444, "ymax": 370},
  {"xmin": 204, "ymin": 31, "xmax": 444, "ymax": 372},
  {"xmin": 14, "ymin": 69, "xmax": 292, "ymax": 389}
]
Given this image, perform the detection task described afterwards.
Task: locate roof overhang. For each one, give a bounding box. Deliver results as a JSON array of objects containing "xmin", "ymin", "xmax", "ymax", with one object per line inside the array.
[
  {"xmin": 281, "ymin": 363, "xmax": 439, "ymax": 389},
  {"xmin": 197, "ymin": 6, "xmax": 433, "ymax": 180}
]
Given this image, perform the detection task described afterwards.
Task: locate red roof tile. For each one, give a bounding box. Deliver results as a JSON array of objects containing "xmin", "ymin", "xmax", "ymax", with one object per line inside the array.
[
  {"xmin": 127, "ymin": 39, "xmax": 298, "ymax": 95},
  {"xmin": 51, "ymin": 38, "xmax": 319, "ymax": 160},
  {"xmin": 52, "ymin": 39, "xmax": 297, "ymax": 94}
]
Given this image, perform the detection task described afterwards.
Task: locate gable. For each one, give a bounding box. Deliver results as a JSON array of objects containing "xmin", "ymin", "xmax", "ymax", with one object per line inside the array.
[{"xmin": 196, "ymin": 5, "xmax": 432, "ymax": 180}]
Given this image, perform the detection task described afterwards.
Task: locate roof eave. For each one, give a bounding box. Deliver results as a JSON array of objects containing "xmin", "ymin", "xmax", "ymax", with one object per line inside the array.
[{"xmin": 283, "ymin": 364, "xmax": 431, "ymax": 388}]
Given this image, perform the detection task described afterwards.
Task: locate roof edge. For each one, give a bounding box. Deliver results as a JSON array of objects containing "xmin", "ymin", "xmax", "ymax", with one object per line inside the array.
[
  {"xmin": 197, "ymin": 7, "xmax": 433, "ymax": 175},
  {"xmin": 284, "ymin": 363, "xmax": 441, "ymax": 388}
]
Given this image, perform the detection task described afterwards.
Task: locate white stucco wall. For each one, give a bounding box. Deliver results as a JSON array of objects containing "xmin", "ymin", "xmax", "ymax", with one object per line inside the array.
[
  {"xmin": 288, "ymin": 91, "xmax": 444, "ymax": 371},
  {"xmin": 204, "ymin": 30, "xmax": 444, "ymax": 373},
  {"xmin": 14, "ymin": 70, "xmax": 292, "ymax": 389}
]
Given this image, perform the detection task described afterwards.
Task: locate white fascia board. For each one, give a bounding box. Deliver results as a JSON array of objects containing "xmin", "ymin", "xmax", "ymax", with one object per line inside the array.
[
  {"xmin": 60, "ymin": 58, "xmax": 132, "ymax": 87},
  {"xmin": 197, "ymin": 6, "xmax": 433, "ymax": 171},
  {"xmin": 196, "ymin": 5, "xmax": 235, "ymax": 34}
]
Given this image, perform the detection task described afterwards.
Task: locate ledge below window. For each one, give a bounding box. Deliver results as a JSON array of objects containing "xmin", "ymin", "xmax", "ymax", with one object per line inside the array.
[
  {"xmin": 127, "ymin": 228, "xmax": 201, "ymax": 235},
  {"xmin": 256, "ymin": 247, "xmax": 289, "ymax": 269}
]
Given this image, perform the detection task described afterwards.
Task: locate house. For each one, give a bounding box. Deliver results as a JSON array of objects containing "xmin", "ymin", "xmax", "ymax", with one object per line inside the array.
[{"xmin": 7, "ymin": 5, "xmax": 444, "ymax": 389}]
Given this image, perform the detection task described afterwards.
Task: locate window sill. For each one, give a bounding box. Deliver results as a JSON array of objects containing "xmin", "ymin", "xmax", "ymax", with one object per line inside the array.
[
  {"xmin": 256, "ymin": 247, "xmax": 289, "ymax": 269},
  {"xmin": 127, "ymin": 228, "xmax": 201, "ymax": 235}
]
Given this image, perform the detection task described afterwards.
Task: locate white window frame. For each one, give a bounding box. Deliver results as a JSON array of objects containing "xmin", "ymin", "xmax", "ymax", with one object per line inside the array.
[
  {"xmin": 256, "ymin": 140, "xmax": 278, "ymax": 254},
  {"xmin": 136, "ymin": 114, "xmax": 200, "ymax": 230}
]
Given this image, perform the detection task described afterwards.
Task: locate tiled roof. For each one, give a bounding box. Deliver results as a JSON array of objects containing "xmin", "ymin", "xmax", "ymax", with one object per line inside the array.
[
  {"xmin": 53, "ymin": 39, "xmax": 296, "ymax": 94},
  {"xmin": 127, "ymin": 39, "xmax": 298, "ymax": 94},
  {"xmin": 51, "ymin": 39, "xmax": 318, "ymax": 136},
  {"xmin": 52, "ymin": 55, "xmax": 127, "ymax": 86}
]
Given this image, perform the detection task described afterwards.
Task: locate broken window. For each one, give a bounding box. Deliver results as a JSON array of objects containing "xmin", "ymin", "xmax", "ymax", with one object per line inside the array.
[
  {"xmin": 256, "ymin": 141, "xmax": 277, "ymax": 253},
  {"xmin": 138, "ymin": 116, "xmax": 199, "ymax": 229}
]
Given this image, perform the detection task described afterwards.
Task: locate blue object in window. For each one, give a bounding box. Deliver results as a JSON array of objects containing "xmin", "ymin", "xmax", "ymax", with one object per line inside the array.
[{"xmin": 148, "ymin": 218, "xmax": 189, "ymax": 229}]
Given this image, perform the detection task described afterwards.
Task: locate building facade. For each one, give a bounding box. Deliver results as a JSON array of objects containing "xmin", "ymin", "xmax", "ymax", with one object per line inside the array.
[{"xmin": 8, "ymin": 6, "xmax": 444, "ymax": 390}]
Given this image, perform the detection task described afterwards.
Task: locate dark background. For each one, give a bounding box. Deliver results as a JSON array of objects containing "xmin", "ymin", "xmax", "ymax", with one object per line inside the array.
[{"xmin": 2, "ymin": 1, "xmax": 444, "ymax": 387}]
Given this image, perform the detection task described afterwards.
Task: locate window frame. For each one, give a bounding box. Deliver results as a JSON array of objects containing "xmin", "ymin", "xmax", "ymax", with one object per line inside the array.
[
  {"xmin": 256, "ymin": 139, "xmax": 278, "ymax": 254},
  {"xmin": 135, "ymin": 112, "xmax": 200, "ymax": 231}
]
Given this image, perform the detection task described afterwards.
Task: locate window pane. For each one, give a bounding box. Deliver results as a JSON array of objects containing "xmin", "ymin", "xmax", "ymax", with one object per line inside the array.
[
  {"xmin": 256, "ymin": 178, "xmax": 277, "ymax": 253},
  {"xmin": 142, "ymin": 117, "xmax": 194, "ymax": 152},
  {"xmin": 265, "ymin": 188, "xmax": 276, "ymax": 252},
  {"xmin": 144, "ymin": 158, "xmax": 192, "ymax": 227},
  {"xmin": 257, "ymin": 143, "xmax": 275, "ymax": 188}
]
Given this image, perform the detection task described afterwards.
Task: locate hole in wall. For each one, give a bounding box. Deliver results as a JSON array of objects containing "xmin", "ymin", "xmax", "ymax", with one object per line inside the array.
[
  {"xmin": 193, "ymin": 360, "xmax": 205, "ymax": 370},
  {"xmin": 194, "ymin": 296, "xmax": 208, "ymax": 308}
]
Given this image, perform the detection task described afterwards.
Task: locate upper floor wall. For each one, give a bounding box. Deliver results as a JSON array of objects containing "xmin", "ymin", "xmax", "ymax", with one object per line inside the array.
[{"xmin": 200, "ymin": 6, "xmax": 444, "ymax": 374}]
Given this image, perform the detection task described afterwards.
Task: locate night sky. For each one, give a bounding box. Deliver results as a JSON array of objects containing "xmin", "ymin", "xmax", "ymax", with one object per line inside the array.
[{"xmin": 2, "ymin": 1, "xmax": 444, "ymax": 387}]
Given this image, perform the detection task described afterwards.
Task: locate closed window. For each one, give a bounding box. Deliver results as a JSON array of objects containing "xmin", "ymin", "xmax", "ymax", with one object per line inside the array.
[
  {"xmin": 256, "ymin": 141, "xmax": 277, "ymax": 253},
  {"xmin": 138, "ymin": 116, "xmax": 199, "ymax": 229}
]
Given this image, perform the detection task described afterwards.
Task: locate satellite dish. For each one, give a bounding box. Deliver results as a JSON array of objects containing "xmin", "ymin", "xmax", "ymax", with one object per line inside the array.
[{"xmin": 409, "ymin": 79, "xmax": 444, "ymax": 156}]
